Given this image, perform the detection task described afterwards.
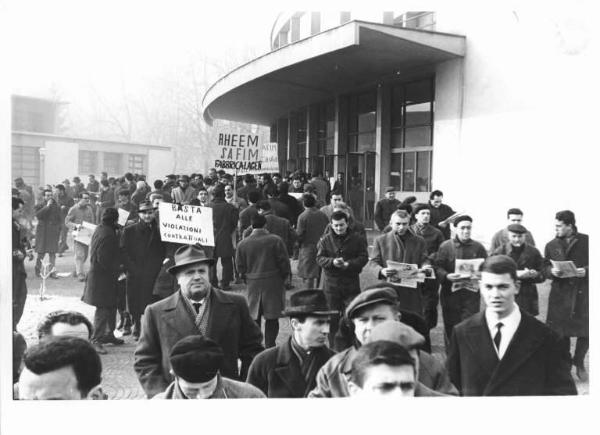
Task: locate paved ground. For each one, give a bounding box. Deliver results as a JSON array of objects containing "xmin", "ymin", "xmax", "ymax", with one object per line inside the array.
[{"xmin": 16, "ymin": 234, "xmax": 588, "ymax": 398}]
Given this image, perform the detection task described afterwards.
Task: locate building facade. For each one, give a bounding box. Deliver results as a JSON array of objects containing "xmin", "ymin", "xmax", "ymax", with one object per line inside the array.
[
  {"xmin": 202, "ymin": 9, "xmax": 592, "ymax": 241},
  {"xmin": 12, "ymin": 95, "xmax": 173, "ymax": 189}
]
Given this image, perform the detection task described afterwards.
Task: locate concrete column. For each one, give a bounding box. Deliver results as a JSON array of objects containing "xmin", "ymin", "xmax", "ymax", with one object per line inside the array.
[
  {"xmin": 376, "ymin": 83, "xmax": 391, "ymax": 203},
  {"xmin": 307, "ymin": 104, "xmax": 318, "ymax": 172}
]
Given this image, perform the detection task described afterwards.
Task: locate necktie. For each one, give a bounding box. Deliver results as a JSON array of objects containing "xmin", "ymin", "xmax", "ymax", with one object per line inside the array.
[
  {"xmin": 493, "ymin": 322, "xmax": 503, "ymax": 351},
  {"xmin": 193, "ymin": 302, "xmax": 201, "ymax": 314}
]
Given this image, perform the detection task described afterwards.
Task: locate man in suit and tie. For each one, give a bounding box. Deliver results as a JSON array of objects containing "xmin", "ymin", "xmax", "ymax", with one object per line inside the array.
[
  {"xmin": 133, "ymin": 245, "xmax": 264, "ymax": 398},
  {"xmin": 447, "ymin": 255, "xmax": 576, "ymax": 396}
]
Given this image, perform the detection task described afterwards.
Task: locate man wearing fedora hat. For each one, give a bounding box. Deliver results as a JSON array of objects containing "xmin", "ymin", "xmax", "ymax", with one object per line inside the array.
[
  {"xmin": 121, "ymin": 200, "xmax": 165, "ymax": 339},
  {"xmin": 134, "ymin": 244, "xmax": 263, "ymax": 398},
  {"xmin": 246, "ymin": 289, "xmax": 336, "ymax": 397},
  {"xmin": 171, "ymin": 175, "xmax": 197, "ymax": 205},
  {"xmin": 309, "ymin": 286, "xmax": 456, "ymax": 397}
]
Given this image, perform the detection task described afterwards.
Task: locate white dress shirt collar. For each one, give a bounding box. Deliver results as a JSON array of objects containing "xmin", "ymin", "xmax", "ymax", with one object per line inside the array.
[{"xmin": 485, "ymin": 304, "xmax": 521, "ymax": 360}]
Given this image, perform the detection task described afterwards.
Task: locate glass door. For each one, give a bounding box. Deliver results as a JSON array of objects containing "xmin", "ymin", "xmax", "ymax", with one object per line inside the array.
[{"xmin": 346, "ymin": 151, "xmax": 376, "ymax": 228}]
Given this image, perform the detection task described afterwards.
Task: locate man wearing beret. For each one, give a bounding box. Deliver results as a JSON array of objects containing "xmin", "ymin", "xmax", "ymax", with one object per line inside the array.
[
  {"xmin": 154, "ymin": 336, "xmax": 265, "ymax": 399},
  {"xmin": 121, "ymin": 201, "xmax": 165, "ymax": 339},
  {"xmin": 369, "ymin": 209, "xmax": 431, "ymax": 315},
  {"xmin": 434, "ymin": 215, "xmax": 487, "ymax": 343},
  {"xmin": 309, "ymin": 286, "xmax": 456, "ymax": 397},
  {"xmin": 246, "ymin": 290, "xmax": 336, "ymax": 397},
  {"xmin": 374, "ymin": 187, "xmax": 401, "ymax": 232},
  {"xmin": 489, "ymin": 208, "xmax": 536, "ymax": 253},
  {"xmin": 134, "ymin": 244, "xmax": 264, "ymax": 397},
  {"xmin": 490, "ymin": 223, "xmax": 544, "ymax": 316},
  {"xmin": 447, "ymin": 255, "xmax": 576, "ymax": 395}
]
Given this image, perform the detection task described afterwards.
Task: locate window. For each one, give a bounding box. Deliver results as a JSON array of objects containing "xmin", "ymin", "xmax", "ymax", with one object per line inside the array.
[
  {"xmin": 290, "ymin": 110, "xmax": 307, "ymax": 161},
  {"xmin": 390, "ymin": 78, "xmax": 434, "ymax": 192},
  {"xmin": 316, "ymin": 101, "xmax": 335, "ymax": 155},
  {"xmin": 348, "ymin": 91, "xmax": 376, "ymax": 153},
  {"xmin": 128, "ymin": 154, "xmax": 145, "ymax": 173},
  {"xmin": 79, "ymin": 150, "xmax": 97, "ymax": 174},
  {"xmin": 103, "ymin": 152, "xmax": 122, "ymax": 175}
]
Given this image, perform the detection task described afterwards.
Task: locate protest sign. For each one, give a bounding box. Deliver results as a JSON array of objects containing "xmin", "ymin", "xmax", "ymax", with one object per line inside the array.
[
  {"xmin": 158, "ymin": 202, "xmax": 215, "ymax": 246},
  {"xmin": 73, "ymin": 221, "xmax": 97, "ymax": 246},
  {"xmin": 248, "ymin": 142, "xmax": 279, "ymax": 174},
  {"xmin": 214, "ymin": 131, "xmax": 262, "ymax": 172}
]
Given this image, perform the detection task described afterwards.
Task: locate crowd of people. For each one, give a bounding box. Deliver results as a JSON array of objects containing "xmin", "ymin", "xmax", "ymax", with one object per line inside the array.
[{"xmin": 11, "ymin": 168, "xmax": 588, "ymax": 399}]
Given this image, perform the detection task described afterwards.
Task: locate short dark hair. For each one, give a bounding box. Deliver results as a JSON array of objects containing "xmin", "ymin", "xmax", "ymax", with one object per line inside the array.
[
  {"xmin": 263, "ymin": 184, "xmax": 278, "ymax": 198},
  {"xmin": 37, "ymin": 310, "xmax": 94, "ymax": 340},
  {"xmin": 12, "ymin": 197, "xmax": 24, "ymax": 210},
  {"xmin": 480, "ymin": 255, "xmax": 518, "ymax": 282},
  {"xmin": 330, "ymin": 191, "xmax": 343, "ymax": 198},
  {"xmin": 331, "ymin": 210, "xmax": 349, "ymax": 222},
  {"xmin": 212, "ymin": 185, "xmax": 225, "ymax": 199},
  {"xmin": 23, "ymin": 336, "xmax": 102, "ymax": 397},
  {"xmin": 154, "ymin": 179, "xmax": 164, "ymax": 189},
  {"xmin": 555, "ymin": 210, "xmax": 576, "ymax": 226},
  {"xmin": 257, "ymin": 200, "xmax": 271, "ymax": 211},
  {"xmin": 279, "ymin": 181, "xmax": 289, "ymax": 194},
  {"xmin": 118, "ymin": 190, "xmax": 130, "ymax": 197},
  {"xmin": 100, "ymin": 179, "xmax": 109, "ymax": 187},
  {"xmin": 302, "ymin": 194, "xmax": 316, "ymax": 208},
  {"xmin": 243, "ymin": 174, "xmax": 254, "ymax": 183},
  {"xmin": 507, "ymin": 208, "xmax": 523, "ymax": 217},
  {"xmin": 350, "ymin": 340, "xmax": 416, "ymax": 388},
  {"xmin": 251, "ymin": 214, "xmax": 267, "ymax": 229},
  {"xmin": 124, "ymin": 172, "xmax": 134, "ymax": 181},
  {"xmin": 78, "ymin": 191, "xmax": 90, "ymax": 199},
  {"xmin": 248, "ymin": 191, "xmax": 261, "ymax": 204},
  {"xmin": 429, "ymin": 190, "xmax": 443, "ymax": 199},
  {"xmin": 55, "ymin": 184, "xmax": 66, "ymax": 191}
]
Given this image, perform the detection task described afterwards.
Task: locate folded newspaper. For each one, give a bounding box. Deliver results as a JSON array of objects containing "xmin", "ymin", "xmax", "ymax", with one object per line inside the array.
[
  {"xmin": 550, "ymin": 260, "xmax": 579, "ymax": 278},
  {"xmin": 73, "ymin": 221, "xmax": 97, "ymax": 246},
  {"xmin": 439, "ymin": 212, "xmax": 466, "ymax": 226},
  {"xmin": 452, "ymin": 258, "xmax": 485, "ymax": 292}
]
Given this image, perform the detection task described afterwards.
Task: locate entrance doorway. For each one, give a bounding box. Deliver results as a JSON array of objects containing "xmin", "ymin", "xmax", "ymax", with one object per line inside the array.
[{"xmin": 346, "ymin": 151, "xmax": 376, "ymax": 229}]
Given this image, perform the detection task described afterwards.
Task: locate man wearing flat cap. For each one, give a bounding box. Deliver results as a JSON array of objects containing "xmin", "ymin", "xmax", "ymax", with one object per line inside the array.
[
  {"xmin": 121, "ymin": 201, "xmax": 165, "ymax": 339},
  {"xmin": 309, "ymin": 286, "xmax": 456, "ymax": 397},
  {"xmin": 374, "ymin": 187, "xmax": 401, "ymax": 232},
  {"xmin": 134, "ymin": 244, "xmax": 263, "ymax": 398},
  {"xmin": 489, "ymin": 208, "xmax": 536, "ymax": 253},
  {"xmin": 171, "ymin": 175, "xmax": 197, "ymax": 205},
  {"xmin": 434, "ymin": 215, "xmax": 487, "ymax": 343},
  {"xmin": 490, "ymin": 223, "xmax": 544, "ymax": 316},
  {"xmin": 246, "ymin": 289, "xmax": 336, "ymax": 397},
  {"xmin": 154, "ymin": 336, "xmax": 265, "ymax": 399}
]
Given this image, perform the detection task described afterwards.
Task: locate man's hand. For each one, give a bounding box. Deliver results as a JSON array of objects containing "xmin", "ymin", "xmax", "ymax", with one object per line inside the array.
[
  {"xmin": 333, "ymin": 257, "xmax": 345, "ymax": 268},
  {"xmin": 447, "ymin": 272, "xmax": 468, "ymax": 282},
  {"xmin": 381, "ymin": 267, "xmax": 397, "ymax": 277},
  {"xmin": 576, "ymin": 268, "xmax": 586, "ymax": 278},
  {"xmin": 551, "ymin": 267, "xmax": 564, "ymax": 278},
  {"xmin": 517, "ymin": 269, "xmax": 534, "ymax": 279}
]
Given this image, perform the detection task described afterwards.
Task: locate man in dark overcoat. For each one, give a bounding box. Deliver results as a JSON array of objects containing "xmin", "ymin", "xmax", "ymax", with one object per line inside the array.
[
  {"xmin": 239, "ymin": 190, "xmax": 261, "ymax": 234},
  {"xmin": 447, "ymin": 255, "xmax": 576, "ymax": 396},
  {"xmin": 53, "ymin": 184, "xmax": 74, "ymax": 256},
  {"xmin": 242, "ymin": 200, "xmax": 296, "ymax": 255},
  {"xmin": 427, "ymin": 190, "xmax": 455, "ymax": 240},
  {"xmin": 236, "ymin": 214, "xmax": 291, "ymax": 348},
  {"xmin": 316, "ymin": 210, "xmax": 369, "ymax": 347},
  {"xmin": 246, "ymin": 289, "xmax": 336, "ymax": 397},
  {"xmin": 543, "ymin": 210, "xmax": 589, "ymax": 381},
  {"xmin": 134, "ymin": 245, "xmax": 263, "ymax": 397},
  {"xmin": 434, "ymin": 215, "xmax": 487, "ymax": 343},
  {"xmin": 374, "ymin": 187, "xmax": 401, "ymax": 231},
  {"xmin": 296, "ymin": 194, "xmax": 329, "ymax": 289},
  {"xmin": 13, "ymin": 198, "xmax": 31, "ymax": 331},
  {"xmin": 208, "ymin": 185, "xmax": 238, "ymax": 290},
  {"xmin": 490, "ymin": 223, "xmax": 544, "ymax": 316},
  {"xmin": 34, "ymin": 189, "xmax": 62, "ymax": 278},
  {"xmin": 121, "ymin": 201, "xmax": 165, "ymax": 339},
  {"xmin": 370, "ymin": 209, "xmax": 430, "ymax": 316},
  {"xmin": 82, "ymin": 208, "xmax": 124, "ymax": 354}
]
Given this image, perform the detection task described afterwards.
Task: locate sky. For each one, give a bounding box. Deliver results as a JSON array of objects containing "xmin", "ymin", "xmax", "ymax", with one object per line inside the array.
[{"xmin": 7, "ymin": 0, "xmax": 278, "ymax": 101}]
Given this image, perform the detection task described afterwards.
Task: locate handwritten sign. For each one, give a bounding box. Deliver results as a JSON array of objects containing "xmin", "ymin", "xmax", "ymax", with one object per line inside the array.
[
  {"xmin": 247, "ymin": 142, "xmax": 279, "ymax": 174},
  {"xmin": 214, "ymin": 131, "xmax": 262, "ymax": 172},
  {"xmin": 158, "ymin": 202, "xmax": 215, "ymax": 246},
  {"xmin": 118, "ymin": 208, "xmax": 130, "ymax": 226}
]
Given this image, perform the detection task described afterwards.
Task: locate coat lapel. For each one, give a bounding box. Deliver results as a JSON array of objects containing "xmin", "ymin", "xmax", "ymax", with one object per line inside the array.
[
  {"xmin": 483, "ymin": 313, "xmax": 546, "ymax": 395},
  {"xmin": 204, "ymin": 288, "xmax": 235, "ymax": 340},
  {"xmin": 273, "ymin": 341, "xmax": 305, "ymax": 397},
  {"xmin": 464, "ymin": 313, "xmax": 499, "ymax": 383},
  {"xmin": 161, "ymin": 293, "xmax": 198, "ymax": 338}
]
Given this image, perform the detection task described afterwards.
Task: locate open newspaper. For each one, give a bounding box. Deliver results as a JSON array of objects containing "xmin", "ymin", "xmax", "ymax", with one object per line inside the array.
[
  {"xmin": 452, "ymin": 258, "xmax": 485, "ymax": 292},
  {"xmin": 386, "ymin": 261, "xmax": 431, "ymax": 288},
  {"xmin": 439, "ymin": 212, "xmax": 466, "ymax": 226},
  {"xmin": 550, "ymin": 260, "xmax": 579, "ymax": 278},
  {"xmin": 73, "ymin": 221, "xmax": 97, "ymax": 246}
]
